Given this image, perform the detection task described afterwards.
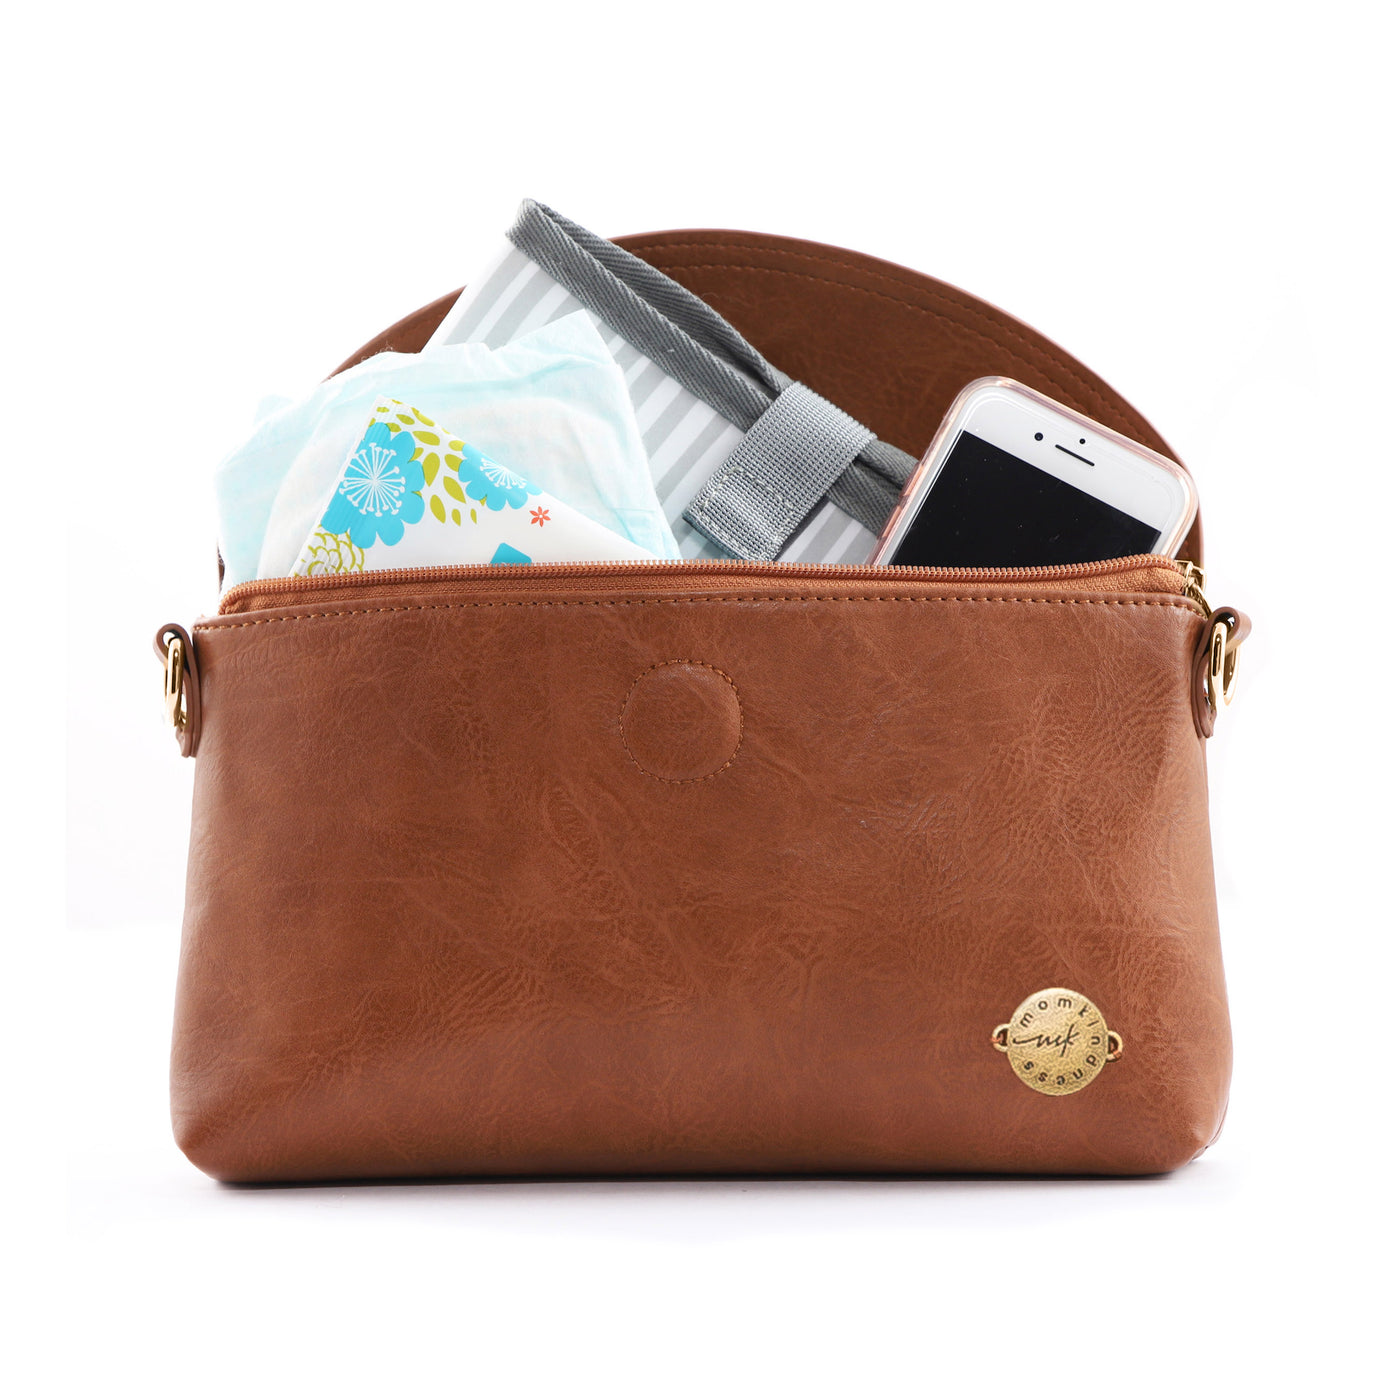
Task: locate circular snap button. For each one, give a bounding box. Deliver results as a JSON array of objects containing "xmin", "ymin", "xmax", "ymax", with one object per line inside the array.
[{"xmin": 618, "ymin": 661, "xmax": 743, "ymax": 783}]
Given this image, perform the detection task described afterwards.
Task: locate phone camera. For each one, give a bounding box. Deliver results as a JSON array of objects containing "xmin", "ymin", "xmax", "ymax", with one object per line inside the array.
[{"xmin": 1034, "ymin": 432, "xmax": 1043, "ymax": 441}]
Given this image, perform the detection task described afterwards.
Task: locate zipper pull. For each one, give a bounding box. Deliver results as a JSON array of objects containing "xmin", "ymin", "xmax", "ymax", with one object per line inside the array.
[{"xmin": 1178, "ymin": 559, "xmax": 1210, "ymax": 612}]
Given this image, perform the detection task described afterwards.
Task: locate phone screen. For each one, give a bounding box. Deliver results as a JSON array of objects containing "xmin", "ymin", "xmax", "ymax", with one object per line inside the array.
[{"xmin": 889, "ymin": 431, "xmax": 1162, "ymax": 568}]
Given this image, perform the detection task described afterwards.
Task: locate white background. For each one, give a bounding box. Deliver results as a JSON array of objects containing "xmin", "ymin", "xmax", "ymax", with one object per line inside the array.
[{"xmin": 11, "ymin": 0, "xmax": 1397, "ymax": 1392}]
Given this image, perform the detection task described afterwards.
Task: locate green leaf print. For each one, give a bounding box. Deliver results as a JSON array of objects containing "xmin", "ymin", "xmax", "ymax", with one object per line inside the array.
[{"xmin": 298, "ymin": 529, "xmax": 365, "ymax": 576}]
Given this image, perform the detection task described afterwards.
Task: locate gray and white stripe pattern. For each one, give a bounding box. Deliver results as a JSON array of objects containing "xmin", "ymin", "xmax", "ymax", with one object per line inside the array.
[{"xmin": 428, "ymin": 244, "xmax": 879, "ymax": 564}]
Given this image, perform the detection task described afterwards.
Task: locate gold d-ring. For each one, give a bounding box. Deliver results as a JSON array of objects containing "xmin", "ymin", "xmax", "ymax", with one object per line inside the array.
[
  {"xmin": 162, "ymin": 634, "xmax": 187, "ymax": 734},
  {"xmin": 1207, "ymin": 617, "xmax": 1241, "ymax": 712}
]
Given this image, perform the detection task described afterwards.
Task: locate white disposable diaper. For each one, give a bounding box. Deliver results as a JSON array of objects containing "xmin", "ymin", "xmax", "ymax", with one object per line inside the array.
[{"xmin": 213, "ymin": 312, "xmax": 677, "ymax": 588}]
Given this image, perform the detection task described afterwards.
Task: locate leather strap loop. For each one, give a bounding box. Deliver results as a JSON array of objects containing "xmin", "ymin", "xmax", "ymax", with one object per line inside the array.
[
  {"xmin": 1191, "ymin": 606, "xmax": 1250, "ymax": 738},
  {"xmin": 153, "ymin": 623, "xmax": 201, "ymax": 758}
]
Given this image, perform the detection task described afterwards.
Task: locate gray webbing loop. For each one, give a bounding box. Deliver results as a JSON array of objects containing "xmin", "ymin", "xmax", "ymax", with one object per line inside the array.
[
  {"xmin": 507, "ymin": 199, "xmax": 917, "ymax": 555},
  {"xmin": 684, "ymin": 384, "xmax": 875, "ymax": 561}
]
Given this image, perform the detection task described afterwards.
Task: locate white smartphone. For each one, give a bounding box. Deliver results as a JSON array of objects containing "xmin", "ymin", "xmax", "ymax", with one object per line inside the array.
[{"xmin": 870, "ymin": 378, "xmax": 1197, "ymax": 567}]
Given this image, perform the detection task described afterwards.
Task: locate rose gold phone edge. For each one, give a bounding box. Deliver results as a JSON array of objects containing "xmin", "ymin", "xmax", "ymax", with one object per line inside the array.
[{"xmin": 869, "ymin": 377, "xmax": 1199, "ymax": 566}]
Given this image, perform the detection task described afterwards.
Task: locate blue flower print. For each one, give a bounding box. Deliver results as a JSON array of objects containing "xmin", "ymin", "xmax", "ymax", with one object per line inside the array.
[
  {"xmin": 321, "ymin": 422, "xmax": 425, "ymax": 548},
  {"xmin": 457, "ymin": 445, "xmax": 539, "ymax": 512}
]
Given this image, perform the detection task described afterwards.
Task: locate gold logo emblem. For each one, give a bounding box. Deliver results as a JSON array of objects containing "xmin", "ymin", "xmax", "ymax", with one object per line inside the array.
[{"xmin": 992, "ymin": 988, "xmax": 1122, "ymax": 1096}]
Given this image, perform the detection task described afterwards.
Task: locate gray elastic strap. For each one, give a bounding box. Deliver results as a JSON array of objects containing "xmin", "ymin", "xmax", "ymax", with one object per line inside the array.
[
  {"xmin": 684, "ymin": 385, "xmax": 876, "ymax": 561},
  {"xmin": 509, "ymin": 199, "xmax": 776, "ymax": 432},
  {"xmin": 507, "ymin": 199, "xmax": 917, "ymax": 551}
]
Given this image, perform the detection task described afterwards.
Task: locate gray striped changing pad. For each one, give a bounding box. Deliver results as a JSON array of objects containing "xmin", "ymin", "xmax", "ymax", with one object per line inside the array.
[{"xmin": 428, "ymin": 242, "xmax": 881, "ymax": 566}]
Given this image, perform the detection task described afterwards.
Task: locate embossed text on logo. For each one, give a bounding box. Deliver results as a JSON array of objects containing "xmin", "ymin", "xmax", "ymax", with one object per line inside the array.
[{"xmin": 1011, "ymin": 1023, "xmax": 1081, "ymax": 1059}]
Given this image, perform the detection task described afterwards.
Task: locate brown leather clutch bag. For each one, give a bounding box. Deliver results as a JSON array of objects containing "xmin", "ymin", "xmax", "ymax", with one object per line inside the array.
[{"xmin": 158, "ymin": 229, "xmax": 1246, "ymax": 1181}]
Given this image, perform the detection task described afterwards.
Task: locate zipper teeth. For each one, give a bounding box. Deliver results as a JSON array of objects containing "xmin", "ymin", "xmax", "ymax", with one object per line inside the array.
[{"xmin": 220, "ymin": 553, "xmax": 1187, "ymax": 612}]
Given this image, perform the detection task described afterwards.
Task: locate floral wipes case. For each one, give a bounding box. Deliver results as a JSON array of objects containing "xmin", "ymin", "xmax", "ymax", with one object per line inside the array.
[{"xmin": 291, "ymin": 399, "xmax": 655, "ymax": 575}]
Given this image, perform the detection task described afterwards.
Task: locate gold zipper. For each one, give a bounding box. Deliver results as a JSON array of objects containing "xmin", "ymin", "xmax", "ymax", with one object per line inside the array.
[
  {"xmin": 1177, "ymin": 559, "xmax": 1211, "ymax": 612},
  {"xmin": 218, "ymin": 552, "xmax": 1204, "ymax": 614}
]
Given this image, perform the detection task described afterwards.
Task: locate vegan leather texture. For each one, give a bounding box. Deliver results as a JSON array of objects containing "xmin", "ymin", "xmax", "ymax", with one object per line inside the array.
[
  {"xmin": 173, "ymin": 563, "xmax": 1229, "ymax": 1181},
  {"xmin": 173, "ymin": 233, "xmax": 1232, "ymax": 1181}
]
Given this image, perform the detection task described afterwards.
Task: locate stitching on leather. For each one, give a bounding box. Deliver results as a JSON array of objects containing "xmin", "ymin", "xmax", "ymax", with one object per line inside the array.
[
  {"xmin": 199, "ymin": 597, "xmax": 1197, "ymax": 631},
  {"xmin": 617, "ymin": 660, "xmax": 744, "ymax": 785},
  {"xmin": 622, "ymin": 246, "xmax": 1139, "ymax": 434}
]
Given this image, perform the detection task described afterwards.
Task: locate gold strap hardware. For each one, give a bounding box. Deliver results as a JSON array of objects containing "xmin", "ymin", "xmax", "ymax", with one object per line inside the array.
[
  {"xmin": 162, "ymin": 634, "xmax": 187, "ymax": 734},
  {"xmin": 1180, "ymin": 561, "xmax": 1247, "ymax": 722},
  {"xmin": 1207, "ymin": 616, "xmax": 1241, "ymax": 713},
  {"xmin": 154, "ymin": 622, "xmax": 200, "ymax": 756}
]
